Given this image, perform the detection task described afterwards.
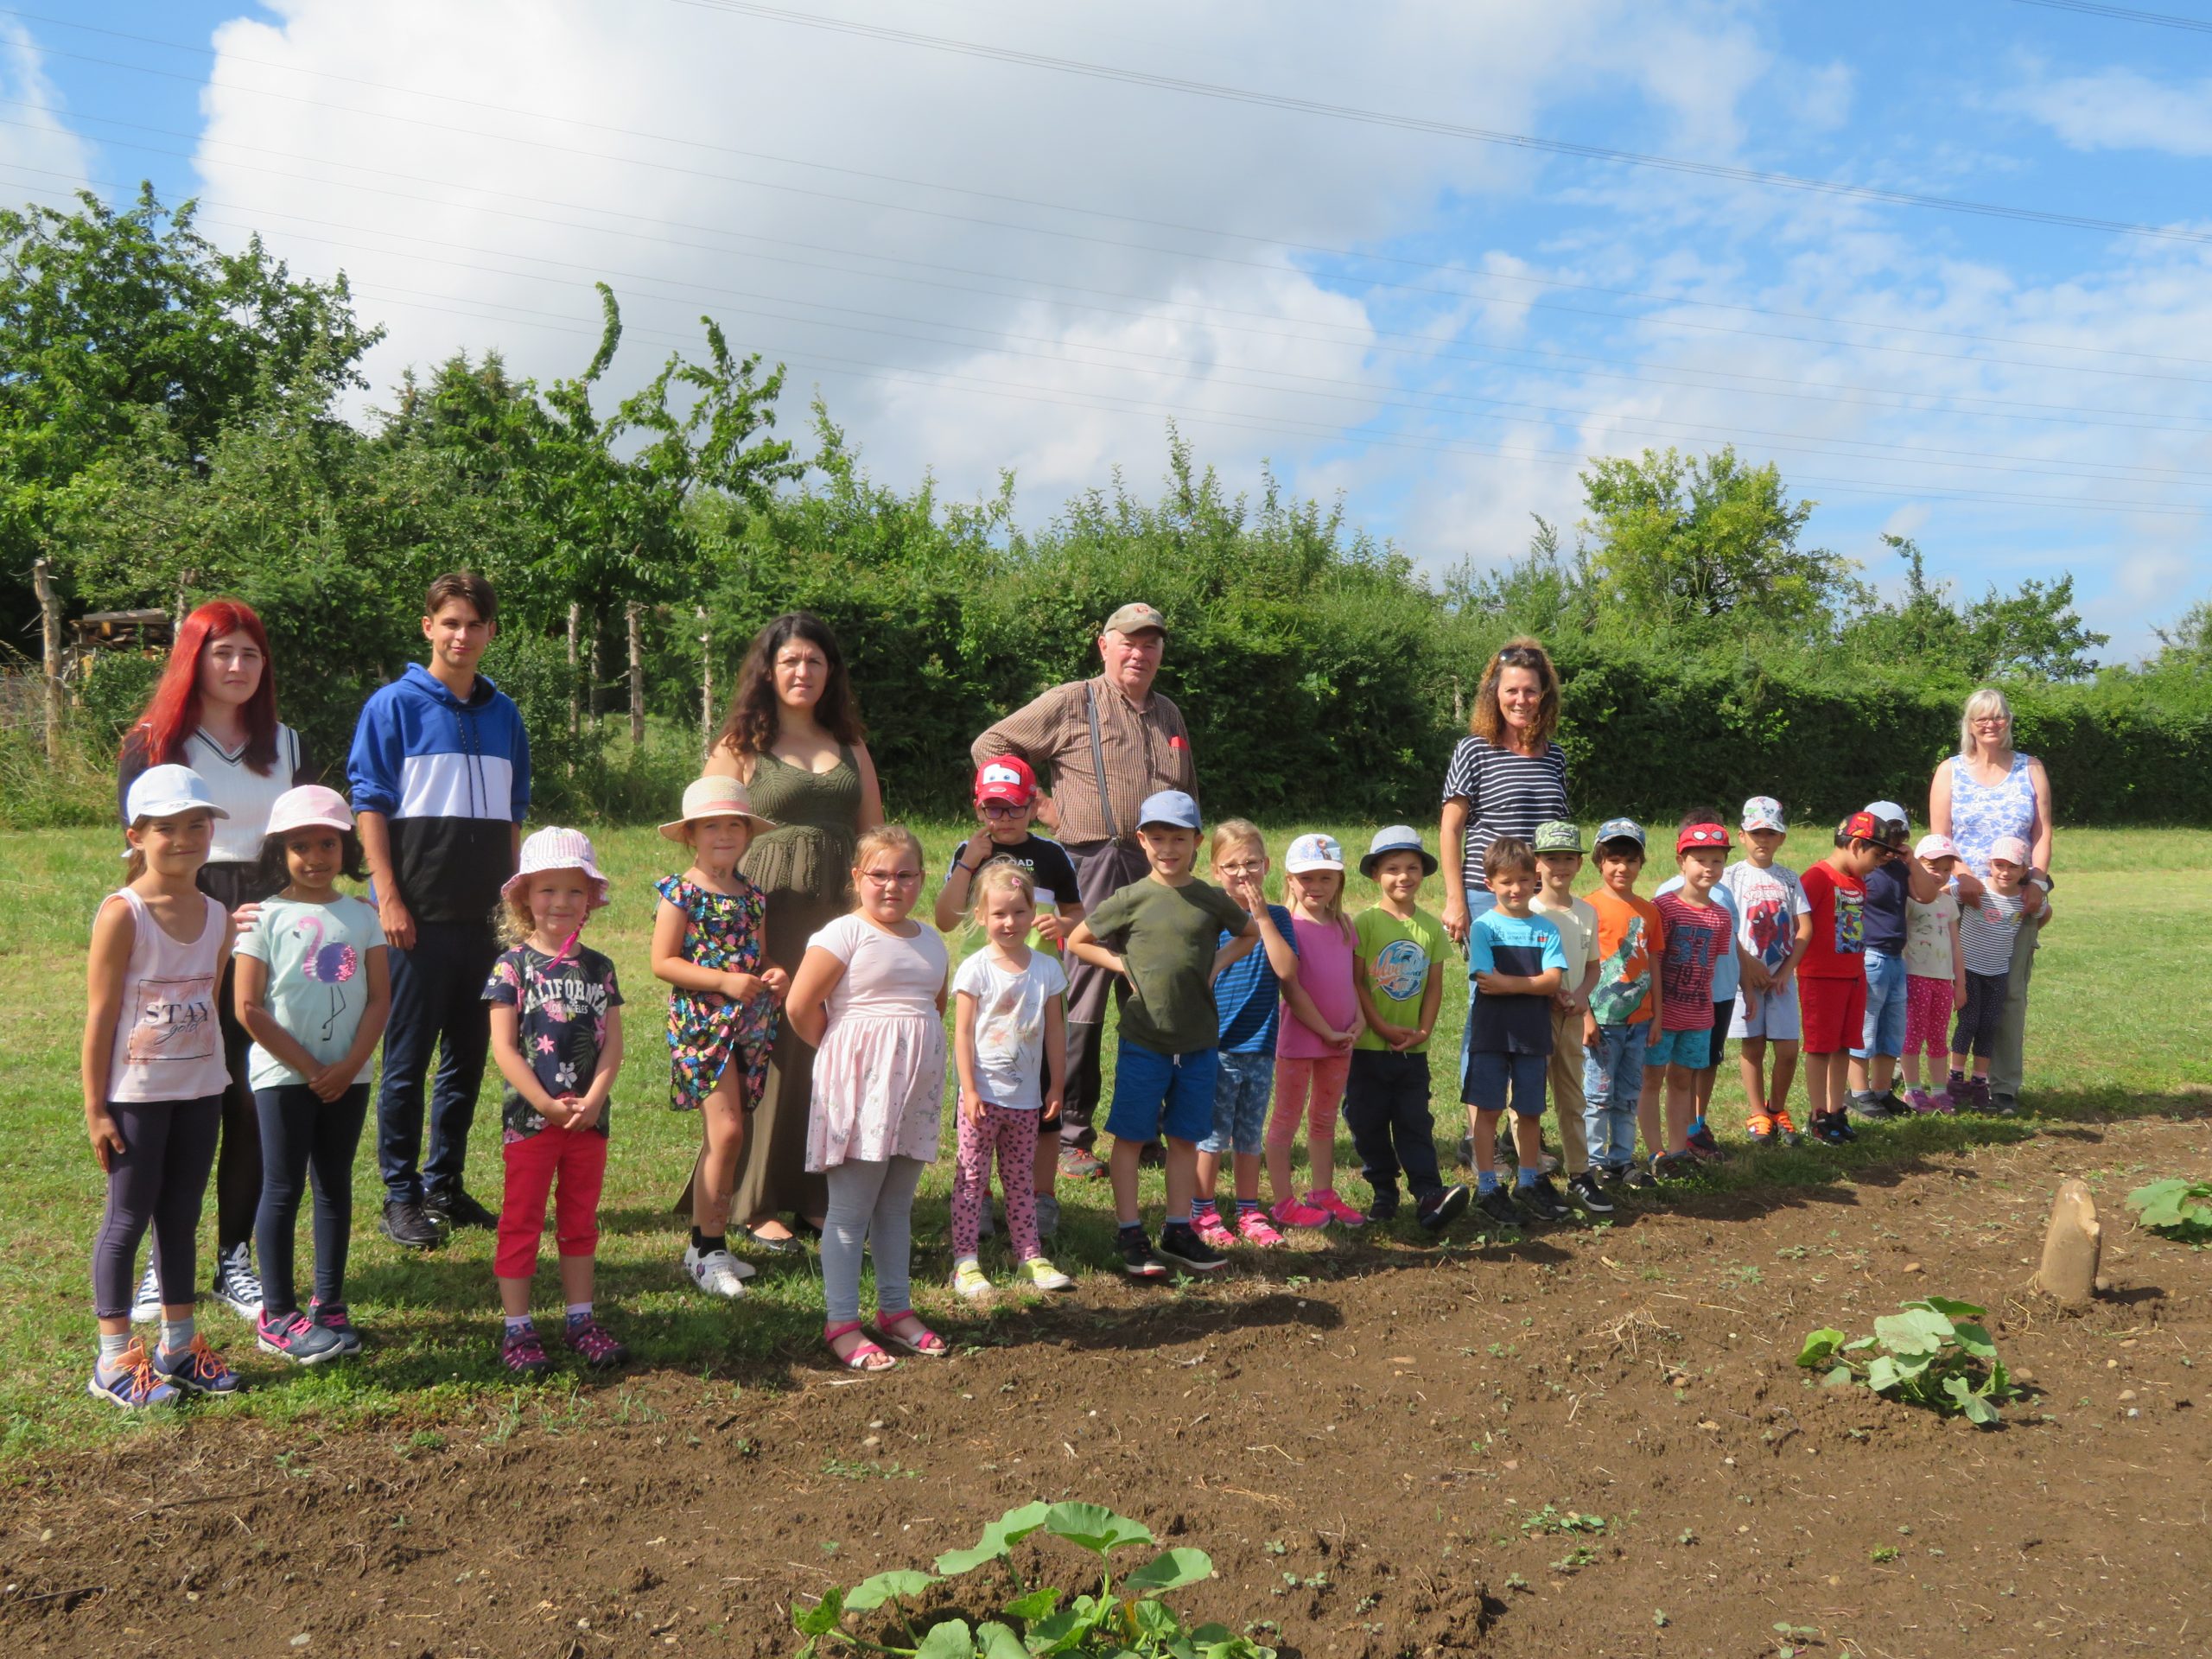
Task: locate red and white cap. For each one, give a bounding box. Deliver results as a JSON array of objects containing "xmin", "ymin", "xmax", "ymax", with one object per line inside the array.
[
  {"xmin": 1675, "ymin": 822, "xmax": 1732, "ymax": 854},
  {"xmin": 973, "ymin": 755, "xmax": 1037, "ymax": 806},
  {"xmin": 502, "ymin": 826, "xmax": 611, "ymax": 909},
  {"xmin": 265, "ymin": 785, "xmax": 354, "ymax": 839}
]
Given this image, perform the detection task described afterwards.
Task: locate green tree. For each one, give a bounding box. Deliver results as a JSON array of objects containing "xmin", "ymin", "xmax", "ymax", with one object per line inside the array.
[
  {"xmin": 1, "ymin": 186, "xmax": 378, "ymax": 633},
  {"xmin": 1580, "ymin": 446, "xmax": 1849, "ymax": 632}
]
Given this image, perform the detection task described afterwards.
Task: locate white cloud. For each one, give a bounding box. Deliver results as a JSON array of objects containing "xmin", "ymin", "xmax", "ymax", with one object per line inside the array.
[
  {"xmin": 2001, "ymin": 67, "xmax": 2212, "ymax": 158},
  {"xmin": 0, "ymin": 24, "xmax": 96, "ymax": 197}
]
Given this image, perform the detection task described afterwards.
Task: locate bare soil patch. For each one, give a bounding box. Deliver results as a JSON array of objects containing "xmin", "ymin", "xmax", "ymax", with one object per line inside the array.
[{"xmin": 5, "ymin": 1115, "xmax": 2209, "ymax": 1657}]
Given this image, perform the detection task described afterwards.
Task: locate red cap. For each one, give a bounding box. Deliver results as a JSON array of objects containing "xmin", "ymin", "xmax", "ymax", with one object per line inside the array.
[
  {"xmin": 973, "ymin": 755, "xmax": 1037, "ymax": 806},
  {"xmin": 1675, "ymin": 822, "xmax": 1732, "ymax": 854},
  {"xmin": 1840, "ymin": 810, "xmax": 1882, "ymax": 843}
]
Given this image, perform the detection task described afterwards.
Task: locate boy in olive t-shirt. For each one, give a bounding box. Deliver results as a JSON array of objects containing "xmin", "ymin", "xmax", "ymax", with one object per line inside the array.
[
  {"xmin": 1067, "ymin": 791, "xmax": 1256, "ymax": 1278},
  {"xmin": 1344, "ymin": 826, "xmax": 1469, "ymax": 1231}
]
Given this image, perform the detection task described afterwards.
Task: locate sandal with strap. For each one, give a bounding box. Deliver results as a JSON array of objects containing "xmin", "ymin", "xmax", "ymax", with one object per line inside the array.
[
  {"xmin": 824, "ymin": 1319, "xmax": 896, "ymax": 1372},
  {"xmin": 874, "ymin": 1309, "xmax": 947, "ymax": 1357}
]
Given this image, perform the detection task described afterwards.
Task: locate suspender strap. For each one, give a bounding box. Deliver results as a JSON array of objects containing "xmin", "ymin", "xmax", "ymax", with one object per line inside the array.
[{"xmin": 1084, "ymin": 682, "xmax": 1121, "ymax": 844}]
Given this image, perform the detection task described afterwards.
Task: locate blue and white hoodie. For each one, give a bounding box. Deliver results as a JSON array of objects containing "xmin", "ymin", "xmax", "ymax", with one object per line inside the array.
[{"xmin": 347, "ymin": 663, "xmax": 530, "ymax": 926}]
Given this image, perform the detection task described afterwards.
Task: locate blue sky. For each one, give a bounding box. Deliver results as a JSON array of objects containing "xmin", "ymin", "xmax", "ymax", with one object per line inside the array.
[{"xmin": 8, "ymin": 0, "xmax": 2209, "ymax": 658}]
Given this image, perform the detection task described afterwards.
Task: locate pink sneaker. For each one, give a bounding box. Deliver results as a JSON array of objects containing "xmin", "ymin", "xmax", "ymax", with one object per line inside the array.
[
  {"xmin": 1905, "ymin": 1088, "xmax": 1937, "ymax": 1114},
  {"xmin": 1192, "ymin": 1207, "xmax": 1237, "ymax": 1250},
  {"xmin": 1270, "ymin": 1197, "xmax": 1331, "ymax": 1229},
  {"xmin": 1235, "ymin": 1207, "xmax": 1284, "ymax": 1247},
  {"xmin": 1307, "ymin": 1188, "xmax": 1366, "ymax": 1227}
]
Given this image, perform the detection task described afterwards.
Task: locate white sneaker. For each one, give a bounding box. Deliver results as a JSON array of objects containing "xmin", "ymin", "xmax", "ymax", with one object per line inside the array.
[
  {"xmin": 211, "ymin": 1243, "xmax": 264, "ymax": 1320},
  {"xmin": 683, "ymin": 1244, "xmax": 753, "ymax": 1298},
  {"xmin": 130, "ymin": 1260, "xmax": 162, "ymax": 1323}
]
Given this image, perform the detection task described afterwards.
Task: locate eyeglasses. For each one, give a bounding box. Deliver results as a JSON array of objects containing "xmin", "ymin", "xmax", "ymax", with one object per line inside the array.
[
  {"xmin": 1971, "ymin": 715, "xmax": 2009, "ymax": 727},
  {"xmin": 979, "ymin": 801, "xmax": 1026, "ymax": 818},
  {"xmin": 860, "ymin": 868, "xmax": 921, "ymax": 886}
]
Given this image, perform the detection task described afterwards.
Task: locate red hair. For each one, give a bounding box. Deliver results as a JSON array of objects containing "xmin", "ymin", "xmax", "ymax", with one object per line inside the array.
[{"xmin": 131, "ymin": 600, "xmax": 281, "ymax": 772}]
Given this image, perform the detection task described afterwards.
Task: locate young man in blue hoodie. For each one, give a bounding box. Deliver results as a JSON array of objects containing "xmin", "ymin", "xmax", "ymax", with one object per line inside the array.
[{"xmin": 349, "ymin": 573, "xmax": 530, "ymax": 1249}]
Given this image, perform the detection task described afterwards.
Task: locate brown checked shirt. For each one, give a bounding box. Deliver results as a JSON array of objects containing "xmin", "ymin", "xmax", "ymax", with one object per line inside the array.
[{"xmin": 973, "ymin": 676, "xmax": 1198, "ymax": 846}]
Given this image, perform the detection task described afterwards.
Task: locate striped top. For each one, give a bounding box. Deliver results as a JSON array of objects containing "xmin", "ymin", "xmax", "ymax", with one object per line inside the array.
[{"xmin": 1440, "ymin": 736, "xmax": 1570, "ymax": 893}]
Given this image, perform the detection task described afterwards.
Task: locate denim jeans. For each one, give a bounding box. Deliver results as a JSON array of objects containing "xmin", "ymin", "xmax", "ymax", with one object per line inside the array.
[
  {"xmin": 1581, "ymin": 1020, "xmax": 1649, "ymax": 1171},
  {"xmin": 376, "ymin": 919, "xmax": 501, "ymax": 1205},
  {"xmin": 1201, "ymin": 1049, "xmax": 1273, "ymax": 1158},
  {"xmin": 1850, "ymin": 948, "xmax": 1909, "ymax": 1060},
  {"xmin": 1344, "ymin": 1047, "xmax": 1444, "ymax": 1215}
]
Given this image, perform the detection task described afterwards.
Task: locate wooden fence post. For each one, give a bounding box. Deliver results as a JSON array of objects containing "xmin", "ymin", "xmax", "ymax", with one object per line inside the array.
[
  {"xmin": 697, "ymin": 607, "xmax": 712, "ymax": 747},
  {"xmin": 31, "ymin": 556, "xmax": 63, "ymax": 765},
  {"xmin": 627, "ymin": 601, "xmax": 645, "ymax": 747}
]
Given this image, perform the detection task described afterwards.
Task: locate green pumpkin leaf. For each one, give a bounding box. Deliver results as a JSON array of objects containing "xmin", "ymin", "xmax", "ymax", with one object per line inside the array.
[
  {"xmin": 793, "ymin": 1586, "xmax": 844, "ymax": 1637},
  {"xmin": 1948, "ymin": 1320, "xmax": 1999, "ymax": 1358},
  {"xmin": 1125, "ymin": 1548, "xmax": 1213, "ymax": 1594},
  {"xmin": 1821, "ymin": 1363, "xmax": 1853, "ymax": 1388},
  {"xmin": 1000, "ymin": 1587, "xmax": 1060, "ymax": 1621},
  {"xmin": 1874, "ymin": 1308, "xmax": 1952, "ymax": 1355},
  {"xmin": 845, "ymin": 1569, "xmax": 941, "ymax": 1611},
  {"xmin": 1916, "ymin": 1294, "xmax": 1987, "ymax": 1321},
  {"xmin": 1043, "ymin": 1502, "xmax": 1154, "ymax": 1556},
  {"xmin": 1796, "ymin": 1328, "xmax": 1846, "ymax": 1367},
  {"xmin": 1865, "ymin": 1355, "xmax": 1904, "ymax": 1393},
  {"xmin": 976, "ymin": 1623, "xmax": 1029, "ymax": 1659},
  {"xmin": 937, "ymin": 1502, "xmax": 1052, "ymax": 1575},
  {"xmin": 915, "ymin": 1617, "xmax": 975, "ymax": 1659}
]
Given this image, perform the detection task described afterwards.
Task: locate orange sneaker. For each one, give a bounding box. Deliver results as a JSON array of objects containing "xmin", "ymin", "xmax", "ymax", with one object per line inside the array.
[
  {"xmin": 1770, "ymin": 1107, "xmax": 1801, "ymax": 1146},
  {"xmin": 1746, "ymin": 1112, "xmax": 1776, "ymax": 1146}
]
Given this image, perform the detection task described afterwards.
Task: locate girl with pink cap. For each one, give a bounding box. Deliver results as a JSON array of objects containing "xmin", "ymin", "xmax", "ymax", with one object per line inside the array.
[{"xmin": 234, "ymin": 786, "xmax": 391, "ymax": 1363}]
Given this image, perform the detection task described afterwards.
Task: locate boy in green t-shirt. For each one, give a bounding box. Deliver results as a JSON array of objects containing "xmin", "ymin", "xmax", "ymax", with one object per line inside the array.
[
  {"xmin": 1067, "ymin": 791, "xmax": 1256, "ymax": 1279},
  {"xmin": 1344, "ymin": 827, "xmax": 1470, "ymax": 1232}
]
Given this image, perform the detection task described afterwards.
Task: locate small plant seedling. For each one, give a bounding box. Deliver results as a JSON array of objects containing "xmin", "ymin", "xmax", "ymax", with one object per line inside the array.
[
  {"xmin": 1676, "ymin": 1528, "xmax": 1697, "ymax": 1545},
  {"xmin": 2125, "ymin": 1179, "xmax": 2212, "ymax": 1242},
  {"xmin": 791, "ymin": 1499, "xmax": 1273, "ymax": 1658},
  {"xmin": 1870, "ymin": 1545, "xmax": 1899, "ymax": 1563},
  {"xmin": 1519, "ymin": 1503, "xmax": 1607, "ymax": 1536},
  {"xmin": 1797, "ymin": 1296, "xmax": 2019, "ymax": 1425},
  {"xmin": 1551, "ymin": 1545, "xmax": 1599, "ymax": 1572},
  {"xmin": 1653, "ymin": 1610, "xmax": 1669, "ymax": 1627},
  {"xmin": 1503, "ymin": 1573, "xmax": 1529, "ymax": 1592},
  {"xmin": 1262, "ymin": 1540, "xmax": 1287, "ymax": 1554}
]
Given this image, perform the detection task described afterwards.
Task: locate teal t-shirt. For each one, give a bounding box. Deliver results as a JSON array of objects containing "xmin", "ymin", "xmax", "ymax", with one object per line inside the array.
[
  {"xmin": 1352, "ymin": 905, "xmax": 1451, "ymax": 1053},
  {"xmin": 233, "ymin": 894, "xmax": 385, "ymax": 1090}
]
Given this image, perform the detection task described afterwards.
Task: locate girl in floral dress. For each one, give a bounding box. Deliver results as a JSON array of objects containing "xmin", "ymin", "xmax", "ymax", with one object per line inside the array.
[{"xmin": 652, "ymin": 778, "xmax": 785, "ymax": 1298}]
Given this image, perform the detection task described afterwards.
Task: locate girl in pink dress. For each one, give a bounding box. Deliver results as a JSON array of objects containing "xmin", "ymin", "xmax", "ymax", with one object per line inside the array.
[
  {"xmin": 1268, "ymin": 834, "xmax": 1367, "ymax": 1230},
  {"xmin": 785, "ymin": 825, "xmax": 950, "ymax": 1372}
]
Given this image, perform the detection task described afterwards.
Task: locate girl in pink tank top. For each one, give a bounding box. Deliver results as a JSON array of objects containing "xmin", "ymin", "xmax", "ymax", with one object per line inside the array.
[
  {"xmin": 82, "ymin": 765, "xmax": 241, "ymax": 1408},
  {"xmin": 1268, "ymin": 834, "xmax": 1369, "ymax": 1230}
]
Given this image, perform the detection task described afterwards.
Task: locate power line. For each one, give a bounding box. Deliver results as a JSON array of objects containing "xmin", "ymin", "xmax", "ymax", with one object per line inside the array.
[
  {"xmin": 8, "ymin": 5, "xmax": 2211, "ymax": 373},
  {"xmin": 674, "ymin": 0, "xmax": 2212, "ymax": 246},
  {"xmin": 15, "ymin": 149, "xmax": 2212, "ymax": 488},
  {"xmin": 2004, "ymin": 0, "xmax": 2212, "ymax": 32}
]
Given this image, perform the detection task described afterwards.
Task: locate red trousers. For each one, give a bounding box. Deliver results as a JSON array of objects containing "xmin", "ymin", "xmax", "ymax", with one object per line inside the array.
[{"xmin": 495, "ymin": 1124, "xmax": 608, "ymax": 1279}]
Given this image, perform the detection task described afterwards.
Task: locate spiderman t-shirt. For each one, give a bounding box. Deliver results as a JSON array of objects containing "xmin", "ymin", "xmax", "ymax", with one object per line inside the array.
[
  {"xmin": 484, "ymin": 944, "xmax": 623, "ymax": 1140},
  {"xmin": 234, "ymin": 895, "xmax": 387, "ymax": 1091}
]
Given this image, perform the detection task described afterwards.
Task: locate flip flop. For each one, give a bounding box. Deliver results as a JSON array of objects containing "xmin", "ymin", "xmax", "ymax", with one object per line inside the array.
[
  {"xmin": 823, "ymin": 1319, "xmax": 895, "ymax": 1372},
  {"xmin": 874, "ymin": 1310, "xmax": 947, "ymax": 1357},
  {"xmin": 742, "ymin": 1223, "xmax": 797, "ymax": 1255}
]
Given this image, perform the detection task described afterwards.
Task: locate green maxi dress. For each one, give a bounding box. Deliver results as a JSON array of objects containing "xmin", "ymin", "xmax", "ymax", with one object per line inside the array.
[{"xmin": 727, "ymin": 746, "xmax": 861, "ymax": 1227}]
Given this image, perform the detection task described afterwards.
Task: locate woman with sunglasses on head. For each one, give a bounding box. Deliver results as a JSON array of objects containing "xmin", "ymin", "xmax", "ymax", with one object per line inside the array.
[
  {"xmin": 116, "ymin": 601, "xmax": 317, "ymax": 1326},
  {"xmin": 698, "ymin": 613, "xmax": 883, "ymax": 1253},
  {"xmin": 1929, "ymin": 688, "xmax": 2053, "ymax": 1116}
]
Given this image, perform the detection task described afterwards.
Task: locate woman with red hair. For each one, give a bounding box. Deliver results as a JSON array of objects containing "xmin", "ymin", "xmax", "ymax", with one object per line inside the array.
[{"xmin": 118, "ymin": 600, "xmax": 318, "ymax": 1325}]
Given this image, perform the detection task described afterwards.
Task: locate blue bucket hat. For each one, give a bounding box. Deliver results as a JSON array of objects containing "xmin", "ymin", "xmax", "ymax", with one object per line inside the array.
[{"xmin": 1359, "ymin": 823, "xmax": 1439, "ymax": 878}]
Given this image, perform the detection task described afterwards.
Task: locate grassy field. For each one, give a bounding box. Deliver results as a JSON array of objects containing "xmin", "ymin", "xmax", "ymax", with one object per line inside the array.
[{"xmin": 3, "ymin": 821, "xmax": 2208, "ymax": 1458}]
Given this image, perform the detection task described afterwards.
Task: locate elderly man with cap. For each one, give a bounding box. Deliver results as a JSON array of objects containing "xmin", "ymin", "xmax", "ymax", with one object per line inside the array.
[{"xmin": 972, "ymin": 602, "xmax": 1198, "ymax": 1178}]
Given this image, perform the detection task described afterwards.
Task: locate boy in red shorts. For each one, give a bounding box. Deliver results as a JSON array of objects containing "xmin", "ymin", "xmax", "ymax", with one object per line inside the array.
[{"xmin": 1798, "ymin": 811, "xmax": 1888, "ymax": 1145}]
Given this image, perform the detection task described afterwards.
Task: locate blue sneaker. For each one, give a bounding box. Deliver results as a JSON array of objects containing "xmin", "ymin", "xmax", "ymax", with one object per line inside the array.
[
  {"xmin": 258, "ymin": 1308, "xmax": 345, "ymax": 1366},
  {"xmin": 86, "ymin": 1338, "xmax": 181, "ymax": 1409},
  {"xmin": 309, "ymin": 1297, "xmax": 362, "ymax": 1357},
  {"xmin": 154, "ymin": 1334, "xmax": 243, "ymax": 1396}
]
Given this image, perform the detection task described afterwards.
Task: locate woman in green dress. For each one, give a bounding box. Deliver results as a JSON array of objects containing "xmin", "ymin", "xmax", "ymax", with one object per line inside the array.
[{"xmin": 701, "ymin": 613, "xmax": 884, "ymax": 1249}]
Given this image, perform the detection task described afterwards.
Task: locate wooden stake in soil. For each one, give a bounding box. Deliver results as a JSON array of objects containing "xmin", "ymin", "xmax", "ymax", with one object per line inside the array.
[
  {"xmin": 30, "ymin": 555, "xmax": 63, "ymax": 765},
  {"xmin": 2029, "ymin": 1177, "xmax": 2101, "ymax": 1307}
]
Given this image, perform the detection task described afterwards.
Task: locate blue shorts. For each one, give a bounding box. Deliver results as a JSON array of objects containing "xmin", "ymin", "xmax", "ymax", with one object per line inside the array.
[
  {"xmin": 1731, "ymin": 978, "xmax": 1802, "ymax": 1041},
  {"xmin": 1850, "ymin": 949, "xmax": 1909, "ymax": 1059},
  {"xmin": 1643, "ymin": 1026, "xmax": 1712, "ymax": 1071},
  {"xmin": 1463, "ymin": 1049, "xmax": 1548, "ymax": 1116},
  {"xmin": 1201, "ymin": 1048, "xmax": 1272, "ymax": 1157},
  {"xmin": 1106, "ymin": 1041, "xmax": 1219, "ymax": 1146}
]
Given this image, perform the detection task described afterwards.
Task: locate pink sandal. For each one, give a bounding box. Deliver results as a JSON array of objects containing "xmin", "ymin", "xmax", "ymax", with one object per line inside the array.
[
  {"xmin": 824, "ymin": 1319, "xmax": 896, "ymax": 1372},
  {"xmin": 874, "ymin": 1310, "xmax": 947, "ymax": 1357}
]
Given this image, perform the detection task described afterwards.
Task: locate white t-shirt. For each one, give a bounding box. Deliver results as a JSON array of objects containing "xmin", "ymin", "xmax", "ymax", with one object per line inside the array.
[
  {"xmin": 1530, "ymin": 891, "xmax": 1599, "ymax": 988},
  {"xmin": 1719, "ymin": 860, "xmax": 1811, "ymax": 976},
  {"xmin": 951, "ymin": 946, "xmax": 1068, "ymax": 1110},
  {"xmin": 1904, "ymin": 892, "xmax": 1960, "ymax": 980}
]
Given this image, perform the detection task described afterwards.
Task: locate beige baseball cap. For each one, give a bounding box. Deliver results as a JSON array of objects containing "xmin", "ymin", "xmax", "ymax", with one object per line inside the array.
[{"xmin": 1102, "ymin": 602, "xmax": 1166, "ymax": 637}]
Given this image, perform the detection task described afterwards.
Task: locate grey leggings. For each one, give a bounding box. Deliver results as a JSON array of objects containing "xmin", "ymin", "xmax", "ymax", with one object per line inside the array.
[
  {"xmin": 91, "ymin": 1094, "xmax": 223, "ymax": 1319},
  {"xmin": 821, "ymin": 1155, "xmax": 926, "ymax": 1327}
]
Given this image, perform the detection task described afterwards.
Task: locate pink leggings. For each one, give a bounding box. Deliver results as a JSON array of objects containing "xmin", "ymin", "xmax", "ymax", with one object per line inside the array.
[
  {"xmin": 1268, "ymin": 1053, "xmax": 1350, "ymax": 1152},
  {"xmin": 950, "ymin": 1103, "xmax": 1040, "ymax": 1262},
  {"xmin": 1904, "ymin": 975, "xmax": 1955, "ymax": 1066}
]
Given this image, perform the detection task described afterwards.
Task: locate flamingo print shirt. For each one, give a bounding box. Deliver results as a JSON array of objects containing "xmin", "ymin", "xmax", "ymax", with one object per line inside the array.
[
  {"xmin": 235, "ymin": 895, "xmax": 387, "ymax": 1091},
  {"xmin": 484, "ymin": 943, "xmax": 623, "ymax": 1140}
]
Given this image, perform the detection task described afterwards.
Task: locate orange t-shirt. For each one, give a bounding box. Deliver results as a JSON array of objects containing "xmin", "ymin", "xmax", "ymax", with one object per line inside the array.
[{"xmin": 1586, "ymin": 887, "xmax": 1665, "ymax": 1026}]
